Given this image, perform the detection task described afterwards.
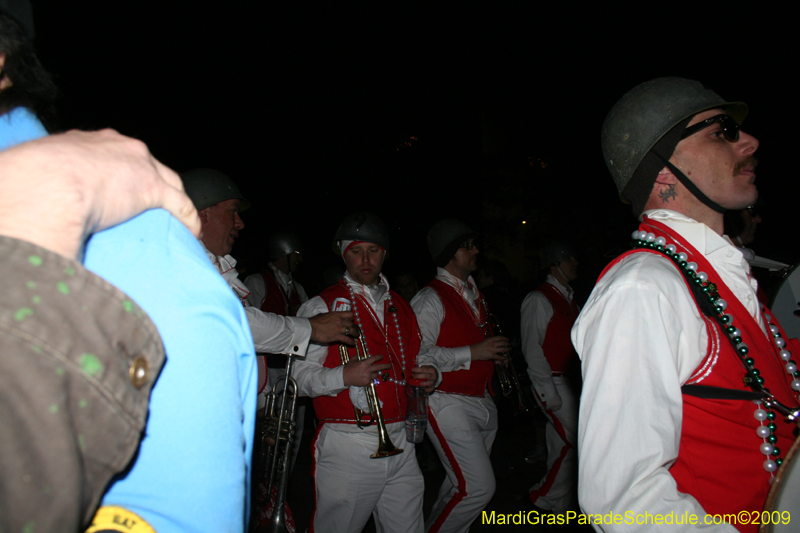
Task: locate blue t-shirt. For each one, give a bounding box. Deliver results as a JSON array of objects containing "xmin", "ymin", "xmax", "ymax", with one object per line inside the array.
[
  {"xmin": 0, "ymin": 107, "xmax": 48, "ymax": 152},
  {"xmin": 1, "ymin": 108, "xmax": 256, "ymax": 532},
  {"xmin": 85, "ymin": 210, "xmax": 257, "ymax": 533}
]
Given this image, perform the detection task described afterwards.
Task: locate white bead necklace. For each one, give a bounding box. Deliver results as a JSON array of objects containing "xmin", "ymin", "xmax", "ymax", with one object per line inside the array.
[
  {"xmin": 633, "ymin": 229, "xmax": 799, "ymax": 474},
  {"xmin": 346, "ymin": 283, "xmax": 407, "ymax": 387}
]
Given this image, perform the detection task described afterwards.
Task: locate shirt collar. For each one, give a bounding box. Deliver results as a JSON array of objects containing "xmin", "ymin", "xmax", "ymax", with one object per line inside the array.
[
  {"xmin": 269, "ymin": 261, "xmax": 293, "ymax": 291},
  {"xmin": 545, "ymin": 273, "xmax": 572, "ymax": 301},
  {"xmin": 343, "ymin": 271, "xmax": 390, "ymax": 305},
  {"xmin": 643, "ymin": 209, "xmax": 744, "ymax": 264},
  {"xmin": 435, "ymin": 266, "xmax": 476, "ymax": 290}
]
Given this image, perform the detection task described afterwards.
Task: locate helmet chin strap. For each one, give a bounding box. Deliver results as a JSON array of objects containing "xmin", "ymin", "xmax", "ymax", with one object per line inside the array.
[
  {"xmin": 654, "ymin": 152, "xmax": 727, "ymax": 214},
  {"xmin": 554, "ymin": 264, "xmax": 571, "ymax": 286}
]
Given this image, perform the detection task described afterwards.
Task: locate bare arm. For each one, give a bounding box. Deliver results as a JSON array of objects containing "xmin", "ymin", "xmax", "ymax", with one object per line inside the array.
[{"xmin": 0, "ymin": 130, "xmax": 200, "ymax": 260}]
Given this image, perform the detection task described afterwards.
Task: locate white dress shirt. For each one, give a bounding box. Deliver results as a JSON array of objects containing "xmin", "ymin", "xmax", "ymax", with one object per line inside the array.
[
  {"xmin": 410, "ymin": 267, "xmax": 482, "ymax": 373},
  {"xmin": 571, "ymin": 209, "xmax": 762, "ymax": 532},
  {"xmin": 520, "ymin": 274, "xmax": 575, "ymax": 410},
  {"xmin": 243, "ymin": 262, "xmax": 308, "ymax": 310},
  {"xmin": 202, "ymin": 243, "xmax": 311, "ymax": 356}
]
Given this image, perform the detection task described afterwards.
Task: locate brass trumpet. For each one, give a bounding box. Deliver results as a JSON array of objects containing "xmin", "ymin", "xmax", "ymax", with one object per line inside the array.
[
  {"xmin": 339, "ymin": 325, "xmax": 403, "ymax": 458},
  {"xmin": 486, "ymin": 310, "xmax": 532, "ymax": 414},
  {"xmin": 257, "ymin": 354, "xmax": 298, "ymax": 533}
]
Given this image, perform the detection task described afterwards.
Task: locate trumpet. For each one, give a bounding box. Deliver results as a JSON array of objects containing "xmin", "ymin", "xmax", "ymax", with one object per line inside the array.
[
  {"xmin": 257, "ymin": 354, "xmax": 298, "ymax": 533},
  {"xmin": 486, "ymin": 310, "xmax": 532, "ymax": 414},
  {"xmin": 339, "ymin": 325, "xmax": 403, "ymax": 458}
]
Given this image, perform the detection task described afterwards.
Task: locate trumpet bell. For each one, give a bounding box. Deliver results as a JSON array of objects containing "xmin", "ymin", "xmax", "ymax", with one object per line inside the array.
[{"xmin": 371, "ymin": 435, "xmax": 403, "ymax": 459}]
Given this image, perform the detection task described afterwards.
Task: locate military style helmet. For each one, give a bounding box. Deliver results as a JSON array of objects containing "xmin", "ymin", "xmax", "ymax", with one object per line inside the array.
[
  {"xmin": 427, "ymin": 219, "xmax": 477, "ymax": 268},
  {"xmin": 181, "ymin": 168, "xmax": 251, "ymax": 212},
  {"xmin": 602, "ymin": 77, "xmax": 747, "ymax": 214},
  {"xmin": 332, "ymin": 212, "xmax": 390, "ymax": 254},
  {"xmin": 541, "ymin": 242, "xmax": 576, "ymax": 268},
  {"xmin": 268, "ymin": 231, "xmax": 302, "ymax": 259}
]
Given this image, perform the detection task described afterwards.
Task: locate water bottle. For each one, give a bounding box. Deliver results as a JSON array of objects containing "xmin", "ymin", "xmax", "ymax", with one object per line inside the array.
[{"xmin": 405, "ymin": 379, "xmax": 428, "ymax": 443}]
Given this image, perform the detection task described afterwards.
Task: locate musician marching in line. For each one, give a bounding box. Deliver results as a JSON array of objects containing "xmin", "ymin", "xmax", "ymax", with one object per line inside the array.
[
  {"xmin": 520, "ymin": 242, "xmax": 580, "ymax": 513},
  {"xmin": 410, "ymin": 219, "xmax": 509, "ymax": 533},
  {"xmin": 293, "ymin": 212, "xmax": 438, "ymax": 533},
  {"xmin": 573, "ymin": 77, "xmax": 800, "ymax": 532},
  {"xmin": 244, "ymin": 230, "xmax": 309, "ymax": 474}
]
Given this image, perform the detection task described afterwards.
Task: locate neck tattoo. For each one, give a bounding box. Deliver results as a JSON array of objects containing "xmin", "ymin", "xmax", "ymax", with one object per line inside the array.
[{"xmin": 658, "ymin": 184, "xmax": 678, "ymax": 203}]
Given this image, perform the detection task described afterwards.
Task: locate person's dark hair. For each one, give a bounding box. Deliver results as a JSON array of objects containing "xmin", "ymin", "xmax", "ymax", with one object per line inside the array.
[{"xmin": 0, "ymin": 12, "xmax": 57, "ymax": 129}]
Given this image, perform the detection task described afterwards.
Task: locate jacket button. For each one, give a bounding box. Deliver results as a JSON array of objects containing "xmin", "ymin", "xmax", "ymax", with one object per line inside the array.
[{"xmin": 129, "ymin": 356, "xmax": 149, "ymax": 388}]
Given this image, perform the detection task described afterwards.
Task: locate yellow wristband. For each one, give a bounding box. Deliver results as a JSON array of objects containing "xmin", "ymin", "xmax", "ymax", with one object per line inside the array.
[{"xmin": 85, "ymin": 505, "xmax": 156, "ymax": 533}]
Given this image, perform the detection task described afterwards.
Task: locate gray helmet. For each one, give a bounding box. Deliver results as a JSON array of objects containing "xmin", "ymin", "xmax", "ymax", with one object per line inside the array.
[
  {"xmin": 427, "ymin": 219, "xmax": 477, "ymax": 268},
  {"xmin": 268, "ymin": 231, "xmax": 302, "ymax": 259},
  {"xmin": 332, "ymin": 212, "xmax": 389, "ymax": 254},
  {"xmin": 602, "ymin": 77, "xmax": 747, "ymax": 213},
  {"xmin": 541, "ymin": 242, "xmax": 576, "ymax": 268},
  {"xmin": 181, "ymin": 168, "xmax": 251, "ymax": 212}
]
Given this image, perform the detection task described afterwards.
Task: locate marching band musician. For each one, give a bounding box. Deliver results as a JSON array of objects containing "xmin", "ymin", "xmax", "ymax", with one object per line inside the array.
[
  {"xmin": 410, "ymin": 219, "xmax": 508, "ymax": 533},
  {"xmin": 573, "ymin": 77, "xmax": 800, "ymax": 532},
  {"xmin": 520, "ymin": 242, "xmax": 580, "ymax": 513},
  {"xmin": 181, "ymin": 170, "xmax": 355, "ymax": 529},
  {"xmin": 244, "ymin": 230, "xmax": 309, "ymax": 475},
  {"xmin": 293, "ymin": 212, "xmax": 438, "ymax": 533},
  {"xmin": 182, "ymin": 168, "xmax": 354, "ymax": 357}
]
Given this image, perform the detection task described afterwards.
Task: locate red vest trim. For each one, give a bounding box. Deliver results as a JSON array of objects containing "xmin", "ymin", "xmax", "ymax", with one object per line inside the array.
[
  {"xmin": 313, "ymin": 281, "xmax": 421, "ymax": 425},
  {"xmin": 536, "ymin": 282, "xmax": 580, "ymax": 374},
  {"xmin": 428, "ymin": 279, "xmax": 494, "ymax": 397},
  {"xmin": 258, "ymin": 268, "xmax": 301, "ymax": 317},
  {"xmin": 600, "ymin": 217, "xmax": 798, "ymax": 531}
]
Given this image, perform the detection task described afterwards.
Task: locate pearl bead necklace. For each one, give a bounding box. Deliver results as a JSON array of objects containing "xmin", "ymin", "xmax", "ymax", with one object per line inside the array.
[
  {"xmin": 347, "ymin": 283, "xmax": 407, "ymax": 387},
  {"xmin": 633, "ymin": 229, "xmax": 800, "ymax": 473}
]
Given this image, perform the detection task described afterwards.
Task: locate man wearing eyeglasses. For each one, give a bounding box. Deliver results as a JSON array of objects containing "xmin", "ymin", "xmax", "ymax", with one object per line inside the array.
[
  {"xmin": 410, "ymin": 219, "xmax": 509, "ymax": 533},
  {"xmin": 572, "ymin": 77, "xmax": 799, "ymax": 531}
]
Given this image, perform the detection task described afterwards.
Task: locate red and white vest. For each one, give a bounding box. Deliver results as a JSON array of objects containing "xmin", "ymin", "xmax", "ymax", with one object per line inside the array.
[
  {"xmin": 428, "ymin": 279, "xmax": 494, "ymax": 397},
  {"xmin": 601, "ymin": 217, "xmax": 799, "ymax": 531},
  {"xmin": 258, "ymin": 268, "xmax": 301, "ymax": 317},
  {"xmin": 535, "ymin": 282, "xmax": 580, "ymax": 375},
  {"xmin": 313, "ymin": 280, "xmax": 421, "ymax": 425}
]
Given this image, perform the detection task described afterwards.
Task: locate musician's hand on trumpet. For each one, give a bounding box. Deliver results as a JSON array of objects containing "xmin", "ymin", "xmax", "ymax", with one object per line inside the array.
[
  {"xmin": 469, "ymin": 335, "xmax": 510, "ymax": 363},
  {"xmin": 343, "ymin": 354, "xmax": 392, "ymax": 387},
  {"xmin": 308, "ymin": 311, "xmax": 356, "ymax": 345},
  {"xmin": 412, "ymin": 365, "xmax": 438, "ymax": 393}
]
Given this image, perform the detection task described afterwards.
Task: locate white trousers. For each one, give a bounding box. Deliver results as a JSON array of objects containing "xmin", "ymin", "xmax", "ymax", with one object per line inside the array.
[
  {"xmin": 425, "ymin": 392, "xmax": 497, "ymax": 533},
  {"xmin": 529, "ymin": 376, "xmax": 578, "ymax": 512},
  {"xmin": 310, "ymin": 422, "xmax": 424, "ymax": 533}
]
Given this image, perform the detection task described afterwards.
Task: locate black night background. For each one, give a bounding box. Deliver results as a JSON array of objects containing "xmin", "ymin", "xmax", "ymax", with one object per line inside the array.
[{"xmin": 32, "ymin": 3, "xmax": 798, "ymax": 299}]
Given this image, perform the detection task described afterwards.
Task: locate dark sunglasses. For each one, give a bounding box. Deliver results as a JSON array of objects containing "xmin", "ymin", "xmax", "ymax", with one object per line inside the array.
[
  {"xmin": 461, "ymin": 240, "xmax": 478, "ymax": 250},
  {"xmin": 745, "ymin": 205, "xmax": 759, "ymax": 218},
  {"xmin": 681, "ymin": 114, "xmax": 740, "ymax": 142}
]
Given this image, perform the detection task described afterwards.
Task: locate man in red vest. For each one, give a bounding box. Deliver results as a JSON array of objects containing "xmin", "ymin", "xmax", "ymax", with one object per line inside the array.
[
  {"xmin": 293, "ymin": 212, "xmax": 438, "ymax": 533},
  {"xmin": 520, "ymin": 243, "xmax": 580, "ymax": 514},
  {"xmin": 244, "ymin": 231, "xmax": 309, "ymax": 423},
  {"xmin": 243, "ymin": 230, "xmax": 310, "ymax": 525},
  {"xmin": 411, "ymin": 219, "xmax": 509, "ymax": 533},
  {"xmin": 572, "ymin": 78, "xmax": 800, "ymax": 532}
]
